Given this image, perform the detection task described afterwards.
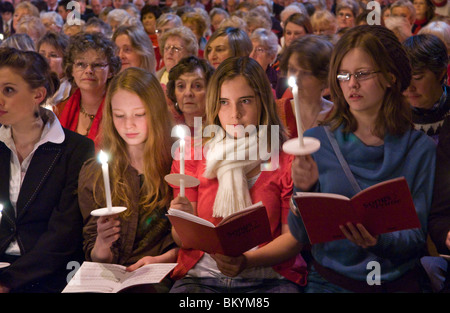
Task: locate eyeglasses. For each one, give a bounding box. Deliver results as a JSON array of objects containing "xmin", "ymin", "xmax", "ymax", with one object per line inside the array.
[
  {"xmin": 252, "ymin": 47, "xmax": 267, "ymax": 54},
  {"xmin": 164, "ymin": 45, "xmax": 184, "ymax": 54},
  {"xmin": 337, "ymin": 70, "xmax": 381, "ymax": 82},
  {"xmin": 74, "ymin": 61, "xmax": 109, "ymax": 72},
  {"xmin": 338, "ymin": 12, "xmax": 353, "ymax": 19},
  {"xmin": 156, "ymin": 28, "xmax": 170, "ymax": 35}
]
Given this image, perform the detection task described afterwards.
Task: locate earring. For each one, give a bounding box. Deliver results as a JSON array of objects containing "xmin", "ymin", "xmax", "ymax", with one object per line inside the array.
[{"xmin": 174, "ymin": 102, "xmax": 183, "ymax": 114}]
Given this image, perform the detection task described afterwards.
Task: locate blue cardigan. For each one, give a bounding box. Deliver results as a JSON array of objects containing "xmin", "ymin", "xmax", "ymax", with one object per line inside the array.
[{"xmin": 288, "ymin": 125, "xmax": 436, "ymax": 282}]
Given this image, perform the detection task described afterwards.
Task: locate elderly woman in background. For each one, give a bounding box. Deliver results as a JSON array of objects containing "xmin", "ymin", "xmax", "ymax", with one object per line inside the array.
[
  {"xmin": 166, "ymin": 55, "xmax": 214, "ymax": 125},
  {"xmin": 40, "ymin": 11, "xmax": 64, "ymax": 33},
  {"xmin": 84, "ymin": 17, "xmax": 113, "ymax": 38},
  {"xmin": 335, "ymin": 0, "xmax": 359, "ymax": 30},
  {"xmin": 55, "ymin": 32, "xmax": 121, "ymax": 148},
  {"xmin": 112, "ymin": 24, "xmax": 156, "ymax": 74},
  {"xmin": 244, "ymin": 6, "xmax": 273, "ymax": 35},
  {"xmin": 156, "ymin": 26, "xmax": 198, "ymax": 85},
  {"xmin": 155, "ymin": 13, "xmax": 183, "ymax": 69},
  {"xmin": 15, "ymin": 15, "xmax": 46, "ymax": 47},
  {"xmin": 419, "ymin": 21, "xmax": 450, "ymax": 55},
  {"xmin": 106, "ymin": 8, "xmax": 132, "ymax": 33},
  {"xmin": 12, "ymin": 1, "xmax": 39, "ymax": 32},
  {"xmin": 204, "ymin": 26, "xmax": 252, "ymax": 69},
  {"xmin": 209, "ymin": 7, "xmax": 229, "ymax": 33},
  {"xmin": 249, "ymin": 27, "xmax": 279, "ymax": 90},
  {"xmin": 156, "ymin": 13, "xmax": 183, "ymax": 38},
  {"xmin": 181, "ymin": 11, "xmax": 208, "ymax": 52},
  {"xmin": 37, "ymin": 31, "xmax": 73, "ymax": 107},
  {"xmin": 62, "ymin": 19, "xmax": 86, "ymax": 37},
  {"xmin": 310, "ymin": 9, "xmax": 338, "ymax": 39}
]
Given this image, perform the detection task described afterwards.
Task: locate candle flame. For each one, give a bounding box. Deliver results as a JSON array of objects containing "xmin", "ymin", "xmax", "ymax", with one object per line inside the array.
[
  {"xmin": 98, "ymin": 150, "xmax": 109, "ymax": 164},
  {"xmin": 288, "ymin": 76, "xmax": 297, "ymax": 88},
  {"xmin": 176, "ymin": 125, "xmax": 185, "ymax": 139},
  {"xmin": 0, "ymin": 204, "xmax": 3, "ymax": 213}
]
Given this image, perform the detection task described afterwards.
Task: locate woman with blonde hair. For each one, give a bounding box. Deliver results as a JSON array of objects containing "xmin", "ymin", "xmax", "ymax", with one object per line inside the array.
[
  {"xmin": 181, "ymin": 11, "xmax": 208, "ymax": 51},
  {"xmin": 310, "ymin": 9, "xmax": 338, "ymax": 37},
  {"xmin": 112, "ymin": 24, "xmax": 157, "ymax": 74},
  {"xmin": 15, "ymin": 15, "xmax": 46, "ymax": 46},
  {"xmin": 78, "ymin": 67, "xmax": 178, "ymax": 292},
  {"xmin": 156, "ymin": 26, "xmax": 198, "ymax": 85},
  {"xmin": 12, "ymin": 1, "xmax": 39, "ymax": 31},
  {"xmin": 204, "ymin": 26, "xmax": 252, "ymax": 69}
]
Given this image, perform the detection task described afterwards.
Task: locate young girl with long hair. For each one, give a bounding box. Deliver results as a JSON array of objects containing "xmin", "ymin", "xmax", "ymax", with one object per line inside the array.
[{"xmin": 78, "ymin": 67, "xmax": 177, "ymax": 292}]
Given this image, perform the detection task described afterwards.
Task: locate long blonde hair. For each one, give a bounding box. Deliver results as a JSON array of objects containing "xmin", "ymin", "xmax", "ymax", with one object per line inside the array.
[{"xmin": 95, "ymin": 67, "xmax": 174, "ymax": 214}]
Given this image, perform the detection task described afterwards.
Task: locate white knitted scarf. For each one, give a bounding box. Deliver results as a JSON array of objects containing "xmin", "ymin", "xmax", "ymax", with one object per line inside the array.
[{"xmin": 204, "ymin": 127, "xmax": 269, "ymax": 218}]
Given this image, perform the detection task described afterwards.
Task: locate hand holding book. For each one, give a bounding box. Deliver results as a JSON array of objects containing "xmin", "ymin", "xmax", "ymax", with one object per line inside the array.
[
  {"xmin": 293, "ymin": 177, "xmax": 421, "ymax": 244},
  {"xmin": 339, "ymin": 222, "xmax": 379, "ymax": 248}
]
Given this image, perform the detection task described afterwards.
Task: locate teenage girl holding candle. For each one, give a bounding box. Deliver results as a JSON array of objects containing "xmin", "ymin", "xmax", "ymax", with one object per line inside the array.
[
  {"xmin": 288, "ymin": 25, "xmax": 436, "ymax": 293},
  {"xmin": 168, "ymin": 56, "xmax": 307, "ymax": 293},
  {"xmin": 77, "ymin": 67, "xmax": 178, "ymax": 292}
]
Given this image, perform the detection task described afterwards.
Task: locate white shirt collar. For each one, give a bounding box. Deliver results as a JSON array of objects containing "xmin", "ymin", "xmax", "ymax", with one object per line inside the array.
[{"xmin": 0, "ymin": 108, "xmax": 65, "ymax": 152}]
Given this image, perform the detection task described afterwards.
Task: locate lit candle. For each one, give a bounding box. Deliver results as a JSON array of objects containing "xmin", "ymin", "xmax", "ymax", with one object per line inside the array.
[
  {"xmin": 177, "ymin": 126, "xmax": 185, "ymax": 197},
  {"xmin": 0, "ymin": 204, "xmax": 3, "ymax": 224},
  {"xmin": 288, "ymin": 76, "xmax": 304, "ymax": 147},
  {"xmin": 98, "ymin": 150, "xmax": 113, "ymax": 212}
]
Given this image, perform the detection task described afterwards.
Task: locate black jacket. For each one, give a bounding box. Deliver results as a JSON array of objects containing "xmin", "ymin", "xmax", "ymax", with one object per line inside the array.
[{"xmin": 0, "ymin": 127, "xmax": 94, "ymax": 292}]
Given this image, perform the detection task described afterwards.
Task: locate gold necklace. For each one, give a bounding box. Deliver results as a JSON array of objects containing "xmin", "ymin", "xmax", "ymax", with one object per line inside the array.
[{"xmin": 80, "ymin": 105, "xmax": 96, "ymax": 136}]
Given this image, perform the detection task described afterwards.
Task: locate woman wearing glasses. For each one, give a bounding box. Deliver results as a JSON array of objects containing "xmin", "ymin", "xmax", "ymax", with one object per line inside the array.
[
  {"xmin": 288, "ymin": 25, "xmax": 436, "ymax": 293},
  {"xmin": 55, "ymin": 32, "xmax": 121, "ymax": 149},
  {"xmin": 249, "ymin": 28, "xmax": 280, "ymax": 90},
  {"xmin": 156, "ymin": 26, "xmax": 198, "ymax": 86},
  {"xmin": 335, "ymin": 0, "xmax": 359, "ymax": 30}
]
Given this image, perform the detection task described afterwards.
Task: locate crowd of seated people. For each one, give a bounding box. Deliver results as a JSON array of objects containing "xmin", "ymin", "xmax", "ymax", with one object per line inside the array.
[{"xmin": 0, "ymin": 0, "xmax": 449, "ymax": 294}]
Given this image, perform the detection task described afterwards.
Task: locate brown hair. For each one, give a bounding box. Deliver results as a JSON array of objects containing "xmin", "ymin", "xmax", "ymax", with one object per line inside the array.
[
  {"xmin": 325, "ymin": 25, "xmax": 413, "ymax": 137},
  {"xmin": 0, "ymin": 47, "xmax": 59, "ymax": 104},
  {"xmin": 205, "ymin": 56, "xmax": 287, "ymax": 146}
]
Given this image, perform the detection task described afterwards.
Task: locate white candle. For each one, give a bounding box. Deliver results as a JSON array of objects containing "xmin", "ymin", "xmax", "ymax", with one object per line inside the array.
[
  {"xmin": 288, "ymin": 76, "xmax": 304, "ymax": 147},
  {"xmin": 177, "ymin": 126, "xmax": 186, "ymax": 197},
  {"xmin": 98, "ymin": 150, "xmax": 113, "ymax": 211},
  {"xmin": 0, "ymin": 204, "xmax": 3, "ymax": 224}
]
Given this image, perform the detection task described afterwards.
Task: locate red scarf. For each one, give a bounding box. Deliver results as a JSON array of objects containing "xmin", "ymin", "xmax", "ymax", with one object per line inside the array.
[{"xmin": 58, "ymin": 88, "xmax": 104, "ymax": 145}]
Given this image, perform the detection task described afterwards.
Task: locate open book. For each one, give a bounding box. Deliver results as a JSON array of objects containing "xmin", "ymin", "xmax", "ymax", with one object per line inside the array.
[
  {"xmin": 62, "ymin": 262, "xmax": 177, "ymax": 293},
  {"xmin": 293, "ymin": 177, "xmax": 421, "ymax": 244},
  {"xmin": 167, "ymin": 201, "xmax": 272, "ymax": 256}
]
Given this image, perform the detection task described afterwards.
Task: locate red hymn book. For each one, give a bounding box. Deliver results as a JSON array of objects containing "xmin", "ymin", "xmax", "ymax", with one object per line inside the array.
[
  {"xmin": 167, "ymin": 201, "xmax": 272, "ymax": 256},
  {"xmin": 293, "ymin": 177, "xmax": 421, "ymax": 244}
]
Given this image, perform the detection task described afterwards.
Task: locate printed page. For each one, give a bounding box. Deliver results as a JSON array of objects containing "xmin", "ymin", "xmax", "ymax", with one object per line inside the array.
[
  {"xmin": 62, "ymin": 262, "xmax": 127, "ymax": 293},
  {"xmin": 295, "ymin": 192, "xmax": 350, "ymax": 200},
  {"xmin": 167, "ymin": 208, "xmax": 215, "ymax": 227},
  {"xmin": 119, "ymin": 263, "xmax": 178, "ymax": 291}
]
